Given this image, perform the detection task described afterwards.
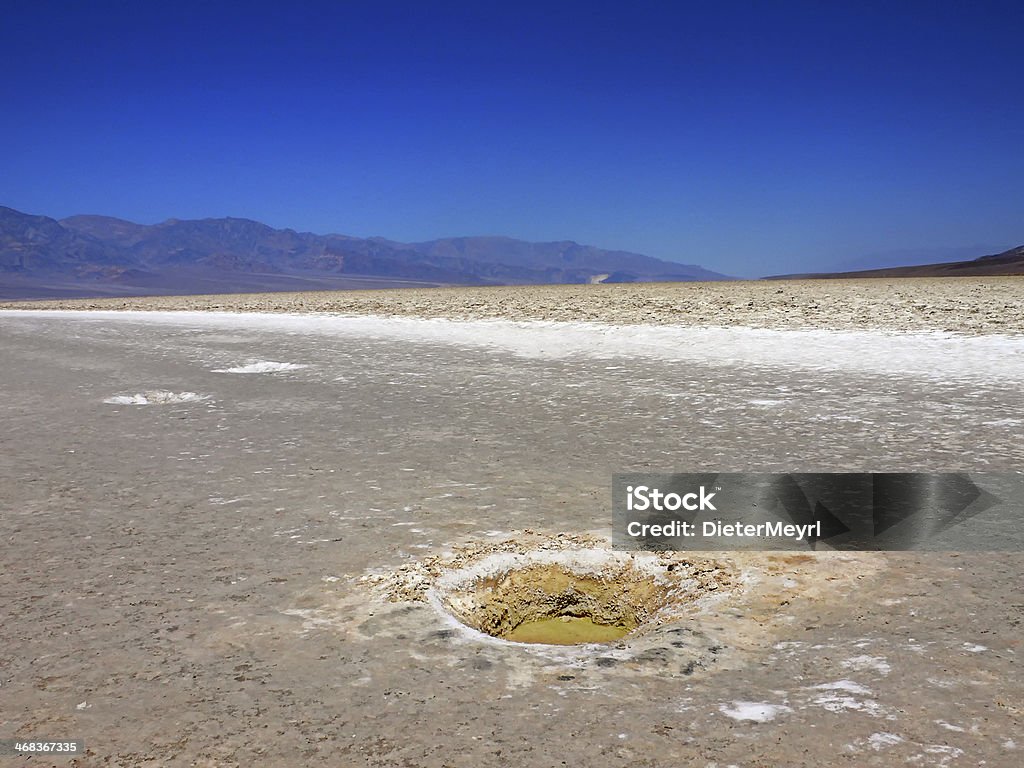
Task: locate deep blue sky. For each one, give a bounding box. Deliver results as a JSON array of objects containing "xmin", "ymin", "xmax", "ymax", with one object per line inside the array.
[{"xmin": 2, "ymin": 1, "xmax": 1022, "ymax": 276}]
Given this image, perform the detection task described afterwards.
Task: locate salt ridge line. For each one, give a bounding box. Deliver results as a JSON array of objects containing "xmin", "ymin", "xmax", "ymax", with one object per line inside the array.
[{"xmin": 3, "ymin": 309, "xmax": 1024, "ymax": 381}]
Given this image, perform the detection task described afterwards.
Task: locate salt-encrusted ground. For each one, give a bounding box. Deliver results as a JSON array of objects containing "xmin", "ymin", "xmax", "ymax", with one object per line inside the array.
[
  {"xmin": 0, "ymin": 283, "xmax": 1021, "ymax": 766},
  {"xmin": 3, "ymin": 276, "xmax": 1023, "ymax": 335}
]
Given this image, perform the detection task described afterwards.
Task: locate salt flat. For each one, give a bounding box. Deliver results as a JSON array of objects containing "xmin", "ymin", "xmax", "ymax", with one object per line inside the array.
[
  {"xmin": 0, "ymin": 295, "xmax": 1021, "ymax": 766},
  {"xmin": 4, "ymin": 275, "xmax": 1023, "ymax": 335}
]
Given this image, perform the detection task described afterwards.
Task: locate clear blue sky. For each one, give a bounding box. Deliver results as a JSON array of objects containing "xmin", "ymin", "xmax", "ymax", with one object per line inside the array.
[{"xmin": 2, "ymin": 1, "xmax": 1022, "ymax": 276}]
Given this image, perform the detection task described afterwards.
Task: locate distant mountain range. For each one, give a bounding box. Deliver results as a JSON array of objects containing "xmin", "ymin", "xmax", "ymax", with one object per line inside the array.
[
  {"xmin": 0, "ymin": 205, "xmax": 729, "ymax": 300},
  {"xmin": 768, "ymin": 244, "xmax": 1024, "ymax": 280},
  {"xmin": 828, "ymin": 245, "xmax": 1002, "ymax": 273}
]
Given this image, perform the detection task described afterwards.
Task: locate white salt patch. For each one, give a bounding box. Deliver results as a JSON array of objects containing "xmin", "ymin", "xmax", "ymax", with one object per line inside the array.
[
  {"xmin": 208, "ymin": 496, "xmax": 246, "ymax": 506},
  {"xmin": 934, "ymin": 720, "xmax": 965, "ymax": 732},
  {"xmin": 867, "ymin": 733, "xmax": 903, "ymax": 750},
  {"xmin": 213, "ymin": 361, "xmax": 307, "ymax": 373},
  {"xmin": 13, "ymin": 310, "xmax": 1024, "ymax": 383},
  {"xmin": 842, "ymin": 655, "xmax": 892, "ymax": 675},
  {"xmin": 281, "ymin": 607, "xmax": 345, "ymax": 634},
  {"xmin": 813, "ymin": 680, "xmax": 873, "ymax": 695},
  {"xmin": 103, "ymin": 390, "xmax": 208, "ymax": 405},
  {"xmin": 922, "ymin": 745, "xmax": 965, "ymax": 761},
  {"xmin": 805, "ymin": 678, "xmax": 886, "ymax": 716},
  {"xmin": 811, "ymin": 692, "xmax": 885, "ymax": 715},
  {"xmin": 962, "ymin": 642, "xmax": 988, "ymax": 652},
  {"xmin": 719, "ymin": 701, "xmax": 792, "ymax": 723},
  {"xmin": 104, "ymin": 394, "xmax": 150, "ymax": 405}
]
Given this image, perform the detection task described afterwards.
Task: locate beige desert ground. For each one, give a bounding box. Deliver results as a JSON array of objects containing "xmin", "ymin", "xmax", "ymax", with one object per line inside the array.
[{"xmin": 1, "ymin": 277, "xmax": 1022, "ymax": 767}]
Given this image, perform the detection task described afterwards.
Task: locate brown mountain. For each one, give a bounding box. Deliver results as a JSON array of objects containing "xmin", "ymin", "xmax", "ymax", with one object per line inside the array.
[
  {"xmin": 0, "ymin": 206, "xmax": 729, "ymax": 300},
  {"xmin": 0, "ymin": 207, "xmax": 128, "ymax": 273},
  {"xmin": 769, "ymin": 245, "xmax": 1024, "ymax": 279}
]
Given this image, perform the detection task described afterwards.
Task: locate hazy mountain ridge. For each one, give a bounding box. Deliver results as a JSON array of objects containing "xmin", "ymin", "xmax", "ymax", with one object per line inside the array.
[
  {"xmin": 0, "ymin": 206, "xmax": 728, "ymax": 299},
  {"xmin": 0, "ymin": 207, "xmax": 128, "ymax": 273}
]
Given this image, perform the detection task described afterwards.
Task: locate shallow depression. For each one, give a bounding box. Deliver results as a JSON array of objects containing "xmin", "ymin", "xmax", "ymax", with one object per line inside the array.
[{"xmin": 434, "ymin": 554, "xmax": 678, "ymax": 646}]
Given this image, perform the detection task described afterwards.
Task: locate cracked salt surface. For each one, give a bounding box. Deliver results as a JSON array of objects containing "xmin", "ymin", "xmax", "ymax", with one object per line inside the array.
[{"xmin": 1, "ymin": 307, "xmax": 1019, "ymax": 766}]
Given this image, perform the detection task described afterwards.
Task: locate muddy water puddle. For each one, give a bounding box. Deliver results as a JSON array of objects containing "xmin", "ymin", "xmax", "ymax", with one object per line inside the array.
[{"xmin": 504, "ymin": 616, "xmax": 630, "ymax": 644}]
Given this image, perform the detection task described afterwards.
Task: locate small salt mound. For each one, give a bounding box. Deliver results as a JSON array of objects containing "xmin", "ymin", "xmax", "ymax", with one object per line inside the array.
[
  {"xmin": 213, "ymin": 361, "xmax": 308, "ymax": 373},
  {"xmin": 719, "ymin": 701, "xmax": 793, "ymax": 723},
  {"xmin": 103, "ymin": 391, "xmax": 208, "ymax": 405}
]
